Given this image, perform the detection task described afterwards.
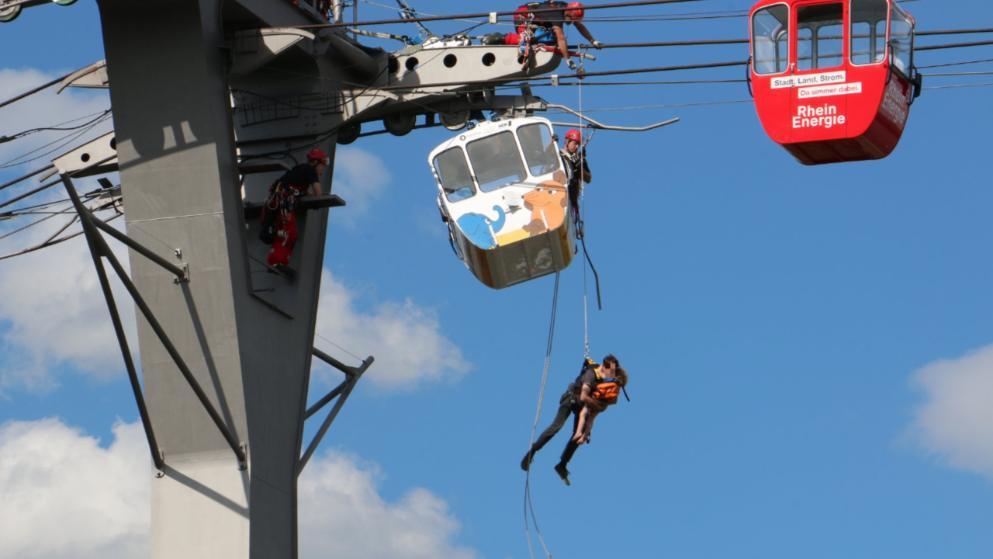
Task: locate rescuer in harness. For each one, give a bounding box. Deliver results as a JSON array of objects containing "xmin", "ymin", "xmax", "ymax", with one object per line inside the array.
[
  {"xmin": 500, "ymin": 1, "xmax": 602, "ymax": 70},
  {"xmin": 520, "ymin": 354, "xmax": 623, "ymax": 485},
  {"xmin": 572, "ymin": 362, "xmax": 627, "ymax": 445},
  {"xmin": 560, "ymin": 128, "xmax": 591, "ymax": 235},
  {"xmin": 261, "ymin": 148, "xmax": 327, "ymax": 279}
]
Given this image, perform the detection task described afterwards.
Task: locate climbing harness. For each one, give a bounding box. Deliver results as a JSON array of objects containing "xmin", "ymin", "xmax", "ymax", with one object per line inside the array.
[
  {"xmin": 523, "ymin": 272, "xmax": 560, "ymax": 559},
  {"xmin": 258, "ymin": 180, "xmax": 284, "ymax": 244}
]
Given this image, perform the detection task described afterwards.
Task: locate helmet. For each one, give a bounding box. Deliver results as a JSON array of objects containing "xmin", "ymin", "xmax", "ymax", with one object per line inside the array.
[
  {"xmin": 565, "ymin": 2, "xmax": 585, "ymax": 21},
  {"xmin": 565, "ymin": 129, "xmax": 582, "ymax": 143},
  {"xmin": 307, "ymin": 148, "xmax": 328, "ymax": 162}
]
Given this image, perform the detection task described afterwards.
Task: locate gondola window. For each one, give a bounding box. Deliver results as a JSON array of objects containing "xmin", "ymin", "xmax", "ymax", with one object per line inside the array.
[
  {"xmin": 433, "ymin": 147, "xmax": 476, "ymax": 202},
  {"xmin": 466, "ymin": 131, "xmax": 527, "ymax": 192},
  {"xmin": 517, "ymin": 123, "xmax": 560, "ymax": 177}
]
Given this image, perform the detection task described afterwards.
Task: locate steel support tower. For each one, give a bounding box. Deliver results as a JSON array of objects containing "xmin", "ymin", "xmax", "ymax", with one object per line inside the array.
[{"xmin": 80, "ymin": 1, "xmax": 562, "ymax": 557}]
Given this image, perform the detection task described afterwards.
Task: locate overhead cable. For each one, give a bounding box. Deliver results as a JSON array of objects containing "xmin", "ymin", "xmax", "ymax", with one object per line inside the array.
[
  {"xmin": 919, "ymin": 57, "xmax": 993, "ymax": 69},
  {"xmin": 0, "ymin": 165, "xmax": 53, "ymax": 192},
  {"xmin": 917, "ymin": 27, "xmax": 993, "ymax": 37},
  {"xmin": 0, "ymin": 109, "xmax": 112, "ymax": 144},
  {"xmin": 380, "ymin": 59, "xmax": 748, "ymax": 91},
  {"xmin": 924, "ymin": 71, "xmax": 993, "ymax": 77},
  {"xmin": 0, "ymin": 70, "xmax": 74, "ymax": 111},
  {"xmin": 574, "ymin": 28, "xmax": 993, "ymax": 50},
  {"xmin": 0, "ymin": 211, "xmax": 122, "ymax": 262},
  {"xmin": 295, "ymin": 0, "xmax": 703, "ymax": 29},
  {"xmin": 916, "ymin": 39, "xmax": 993, "ymax": 52},
  {"xmin": 924, "ymin": 81, "xmax": 993, "ymax": 90},
  {"xmin": 0, "ymin": 178, "xmax": 61, "ymax": 210}
]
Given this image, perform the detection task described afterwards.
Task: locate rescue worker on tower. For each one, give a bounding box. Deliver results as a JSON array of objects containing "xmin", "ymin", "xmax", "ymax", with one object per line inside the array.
[
  {"xmin": 560, "ymin": 128, "xmax": 591, "ymax": 234},
  {"xmin": 262, "ymin": 148, "xmax": 327, "ymax": 279},
  {"xmin": 513, "ymin": 1, "xmax": 602, "ymax": 70}
]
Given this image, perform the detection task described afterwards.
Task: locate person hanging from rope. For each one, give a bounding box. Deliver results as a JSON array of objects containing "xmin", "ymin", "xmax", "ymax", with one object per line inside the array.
[
  {"xmin": 559, "ymin": 128, "xmax": 591, "ymax": 236},
  {"xmin": 499, "ymin": 2, "xmax": 602, "ymax": 70},
  {"xmin": 520, "ymin": 354, "xmax": 621, "ymax": 485},
  {"xmin": 572, "ymin": 364, "xmax": 627, "ymax": 445},
  {"xmin": 261, "ymin": 148, "xmax": 327, "ymax": 279}
]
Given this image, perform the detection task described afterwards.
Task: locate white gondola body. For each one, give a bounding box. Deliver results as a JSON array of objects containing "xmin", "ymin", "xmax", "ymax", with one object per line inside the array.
[{"xmin": 429, "ymin": 117, "xmax": 575, "ymax": 289}]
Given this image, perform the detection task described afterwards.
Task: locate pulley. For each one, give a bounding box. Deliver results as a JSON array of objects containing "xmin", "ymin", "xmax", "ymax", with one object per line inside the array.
[
  {"xmin": 336, "ymin": 122, "xmax": 361, "ymax": 145},
  {"xmin": 384, "ymin": 113, "xmax": 416, "ymax": 136}
]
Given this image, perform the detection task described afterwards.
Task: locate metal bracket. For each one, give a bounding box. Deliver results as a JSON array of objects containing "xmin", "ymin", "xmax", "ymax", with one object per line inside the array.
[
  {"xmin": 57, "ymin": 59, "xmax": 109, "ymax": 93},
  {"xmin": 297, "ymin": 350, "xmax": 374, "ymax": 475},
  {"xmin": 229, "ymin": 27, "xmax": 316, "ymax": 76},
  {"xmin": 547, "ymin": 102, "xmax": 681, "ymax": 132},
  {"xmin": 52, "ymin": 131, "xmax": 118, "ymax": 178},
  {"xmin": 62, "ymin": 174, "xmax": 246, "ymax": 467}
]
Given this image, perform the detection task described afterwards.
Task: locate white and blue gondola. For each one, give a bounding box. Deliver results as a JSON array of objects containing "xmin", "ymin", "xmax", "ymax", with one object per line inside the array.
[{"xmin": 429, "ymin": 116, "xmax": 575, "ymax": 289}]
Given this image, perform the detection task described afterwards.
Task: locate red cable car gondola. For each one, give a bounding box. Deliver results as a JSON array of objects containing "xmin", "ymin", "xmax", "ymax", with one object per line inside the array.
[{"xmin": 749, "ymin": 0, "xmax": 922, "ymax": 165}]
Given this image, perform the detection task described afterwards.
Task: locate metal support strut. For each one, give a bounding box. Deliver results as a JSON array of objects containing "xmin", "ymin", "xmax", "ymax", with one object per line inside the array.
[
  {"xmin": 61, "ymin": 174, "xmax": 245, "ymax": 467},
  {"xmin": 297, "ymin": 349, "xmax": 374, "ymax": 475},
  {"xmin": 60, "ymin": 173, "xmax": 164, "ymax": 471}
]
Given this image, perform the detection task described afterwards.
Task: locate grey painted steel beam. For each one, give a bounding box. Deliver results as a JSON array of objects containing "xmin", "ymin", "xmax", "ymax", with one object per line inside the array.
[
  {"xmin": 297, "ymin": 355, "xmax": 371, "ymax": 475},
  {"xmin": 88, "ymin": 214, "xmax": 189, "ymax": 281},
  {"xmin": 76, "ymin": 194, "xmax": 248, "ymax": 466},
  {"xmin": 61, "ymin": 174, "xmax": 165, "ymax": 472}
]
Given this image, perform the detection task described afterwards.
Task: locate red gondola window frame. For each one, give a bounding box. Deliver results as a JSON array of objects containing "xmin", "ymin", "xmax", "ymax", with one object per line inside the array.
[
  {"xmin": 888, "ymin": 3, "xmax": 915, "ymax": 81},
  {"xmin": 849, "ymin": 0, "xmax": 890, "ymax": 68},
  {"xmin": 796, "ymin": 2, "xmax": 845, "ymax": 72},
  {"xmin": 752, "ymin": 3, "xmax": 791, "ymax": 76}
]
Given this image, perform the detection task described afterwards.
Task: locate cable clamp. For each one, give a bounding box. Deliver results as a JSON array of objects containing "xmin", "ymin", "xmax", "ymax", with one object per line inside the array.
[
  {"xmin": 488, "ymin": 11, "xmax": 497, "ymax": 24},
  {"xmin": 550, "ymin": 74, "xmax": 559, "ymax": 87}
]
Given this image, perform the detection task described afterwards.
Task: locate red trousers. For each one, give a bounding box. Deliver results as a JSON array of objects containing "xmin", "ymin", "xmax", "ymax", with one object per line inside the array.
[{"xmin": 266, "ymin": 211, "xmax": 298, "ymax": 267}]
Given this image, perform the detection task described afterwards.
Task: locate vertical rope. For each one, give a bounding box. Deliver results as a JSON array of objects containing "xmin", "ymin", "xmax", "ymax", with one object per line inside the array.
[
  {"xmin": 578, "ymin": 50, "xmax": 591, "ymax": 360},
  {"xmin": 523, "ymin": 272, "xmax": 560, "ymax": 559}
]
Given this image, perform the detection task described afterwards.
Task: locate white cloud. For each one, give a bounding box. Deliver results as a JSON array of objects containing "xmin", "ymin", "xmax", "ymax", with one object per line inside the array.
[
  {"xmin": 0, "ymin": 208, "xmax": 133, "ymax": 392},
  {"xmin": 0, "ymin": 236, "xmax": 470, "ymax": 394},
  {"xmin": 315, "ymin": 272, "xmax": 472, "ymax": 391},
  {"xmin": 0, "ymin": 419, "xmax": 149, "ymax": 559},
  {"xmin": 329, "ymin": 146, "xmax": 392, "ymax": 226},
  {"xmin": 0, "ymin": 67, "xmax": 120, "ymax": 391},
  {"xmin": 0, "ymin": 67, "xmax": 112, "ymax": 171},
  {"xmin": 299, "ymin": 451, "xmax": 477, "ymax": 559},
  {"xmin": 0, "ymin": 418, "xmax": 476, "ymax": 559},
  {"xmin": 909, "ymin": 343, "xmax": 993, "ymax": 480}
]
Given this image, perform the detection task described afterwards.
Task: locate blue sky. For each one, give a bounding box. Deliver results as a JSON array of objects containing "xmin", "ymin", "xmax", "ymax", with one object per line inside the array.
[{"xmin": 2, "ymin": 1, "xmax": 993, "ymax": 558}]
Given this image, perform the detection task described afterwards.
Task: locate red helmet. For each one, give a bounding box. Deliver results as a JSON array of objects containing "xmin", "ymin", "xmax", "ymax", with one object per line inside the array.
[
  {"xmin": 565, "ymin": 2, "xmax": 585, "ymax": 21},
  {"xmin": 307, "ymin": 148, "xmax": 328, "ymax": 162},
  {"xmin": 565, "ymin": 129, "xmax": 582, "ymax": 143}
]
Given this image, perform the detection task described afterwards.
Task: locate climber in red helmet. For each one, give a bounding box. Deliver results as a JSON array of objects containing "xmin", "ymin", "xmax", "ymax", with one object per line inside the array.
[
  {"xmin": 260, "ymin": 147, "xmax": 329, "ymax": 278},
  {"xmin": 559, "ymin": 128, "xmax": 592, "ymax": 234},
  {"xmin": 511, "ymin": 1, "xmax": 601, "ymax": 71}
]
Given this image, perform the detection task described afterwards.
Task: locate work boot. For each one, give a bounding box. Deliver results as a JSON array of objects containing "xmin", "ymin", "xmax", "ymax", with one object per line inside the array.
[
  {"xmin": 272, "ymin": 264, "xmax": 297, "ymax": 281},
  {"xmin": 520, "ymin": 451, "xmax": 534, "ymax": 471},
  {"xmin": 554, "ymin": 463, "xmax": 571, "ymax": 486}
]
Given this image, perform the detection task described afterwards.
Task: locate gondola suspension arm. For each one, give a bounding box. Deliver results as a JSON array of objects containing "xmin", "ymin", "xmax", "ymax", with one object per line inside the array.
[{"xmin": 545, "ymin": 103, "xmax": 680, "ymax": 132}]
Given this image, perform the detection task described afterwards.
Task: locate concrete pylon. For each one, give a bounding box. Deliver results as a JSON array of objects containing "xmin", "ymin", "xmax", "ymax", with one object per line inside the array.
[{"xmin": 96, "ymin": 1, "xmax": 342, "ymax": 557}]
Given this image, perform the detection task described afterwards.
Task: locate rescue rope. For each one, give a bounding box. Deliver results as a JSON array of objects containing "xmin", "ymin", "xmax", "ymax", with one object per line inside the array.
[
  {"xmin": 576, "ymin": 51, "xmax": 603, "ymax": 367},
  {"xmin": 523, "ymin": 271, "xmax": 560, "ymax": 559},
  {"xmin": 577, "ymin": 57, "xmax": 593, "ymax": 360}
]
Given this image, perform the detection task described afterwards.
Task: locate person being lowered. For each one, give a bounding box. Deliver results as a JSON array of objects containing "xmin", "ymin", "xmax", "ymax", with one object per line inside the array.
[
  {"xmin": 521, "ymin": 354, "xmax": 621, "ymax": 485},
  {"xmin": 262, "ymin": 148, "xmax": 327, "ymax": 278}
]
